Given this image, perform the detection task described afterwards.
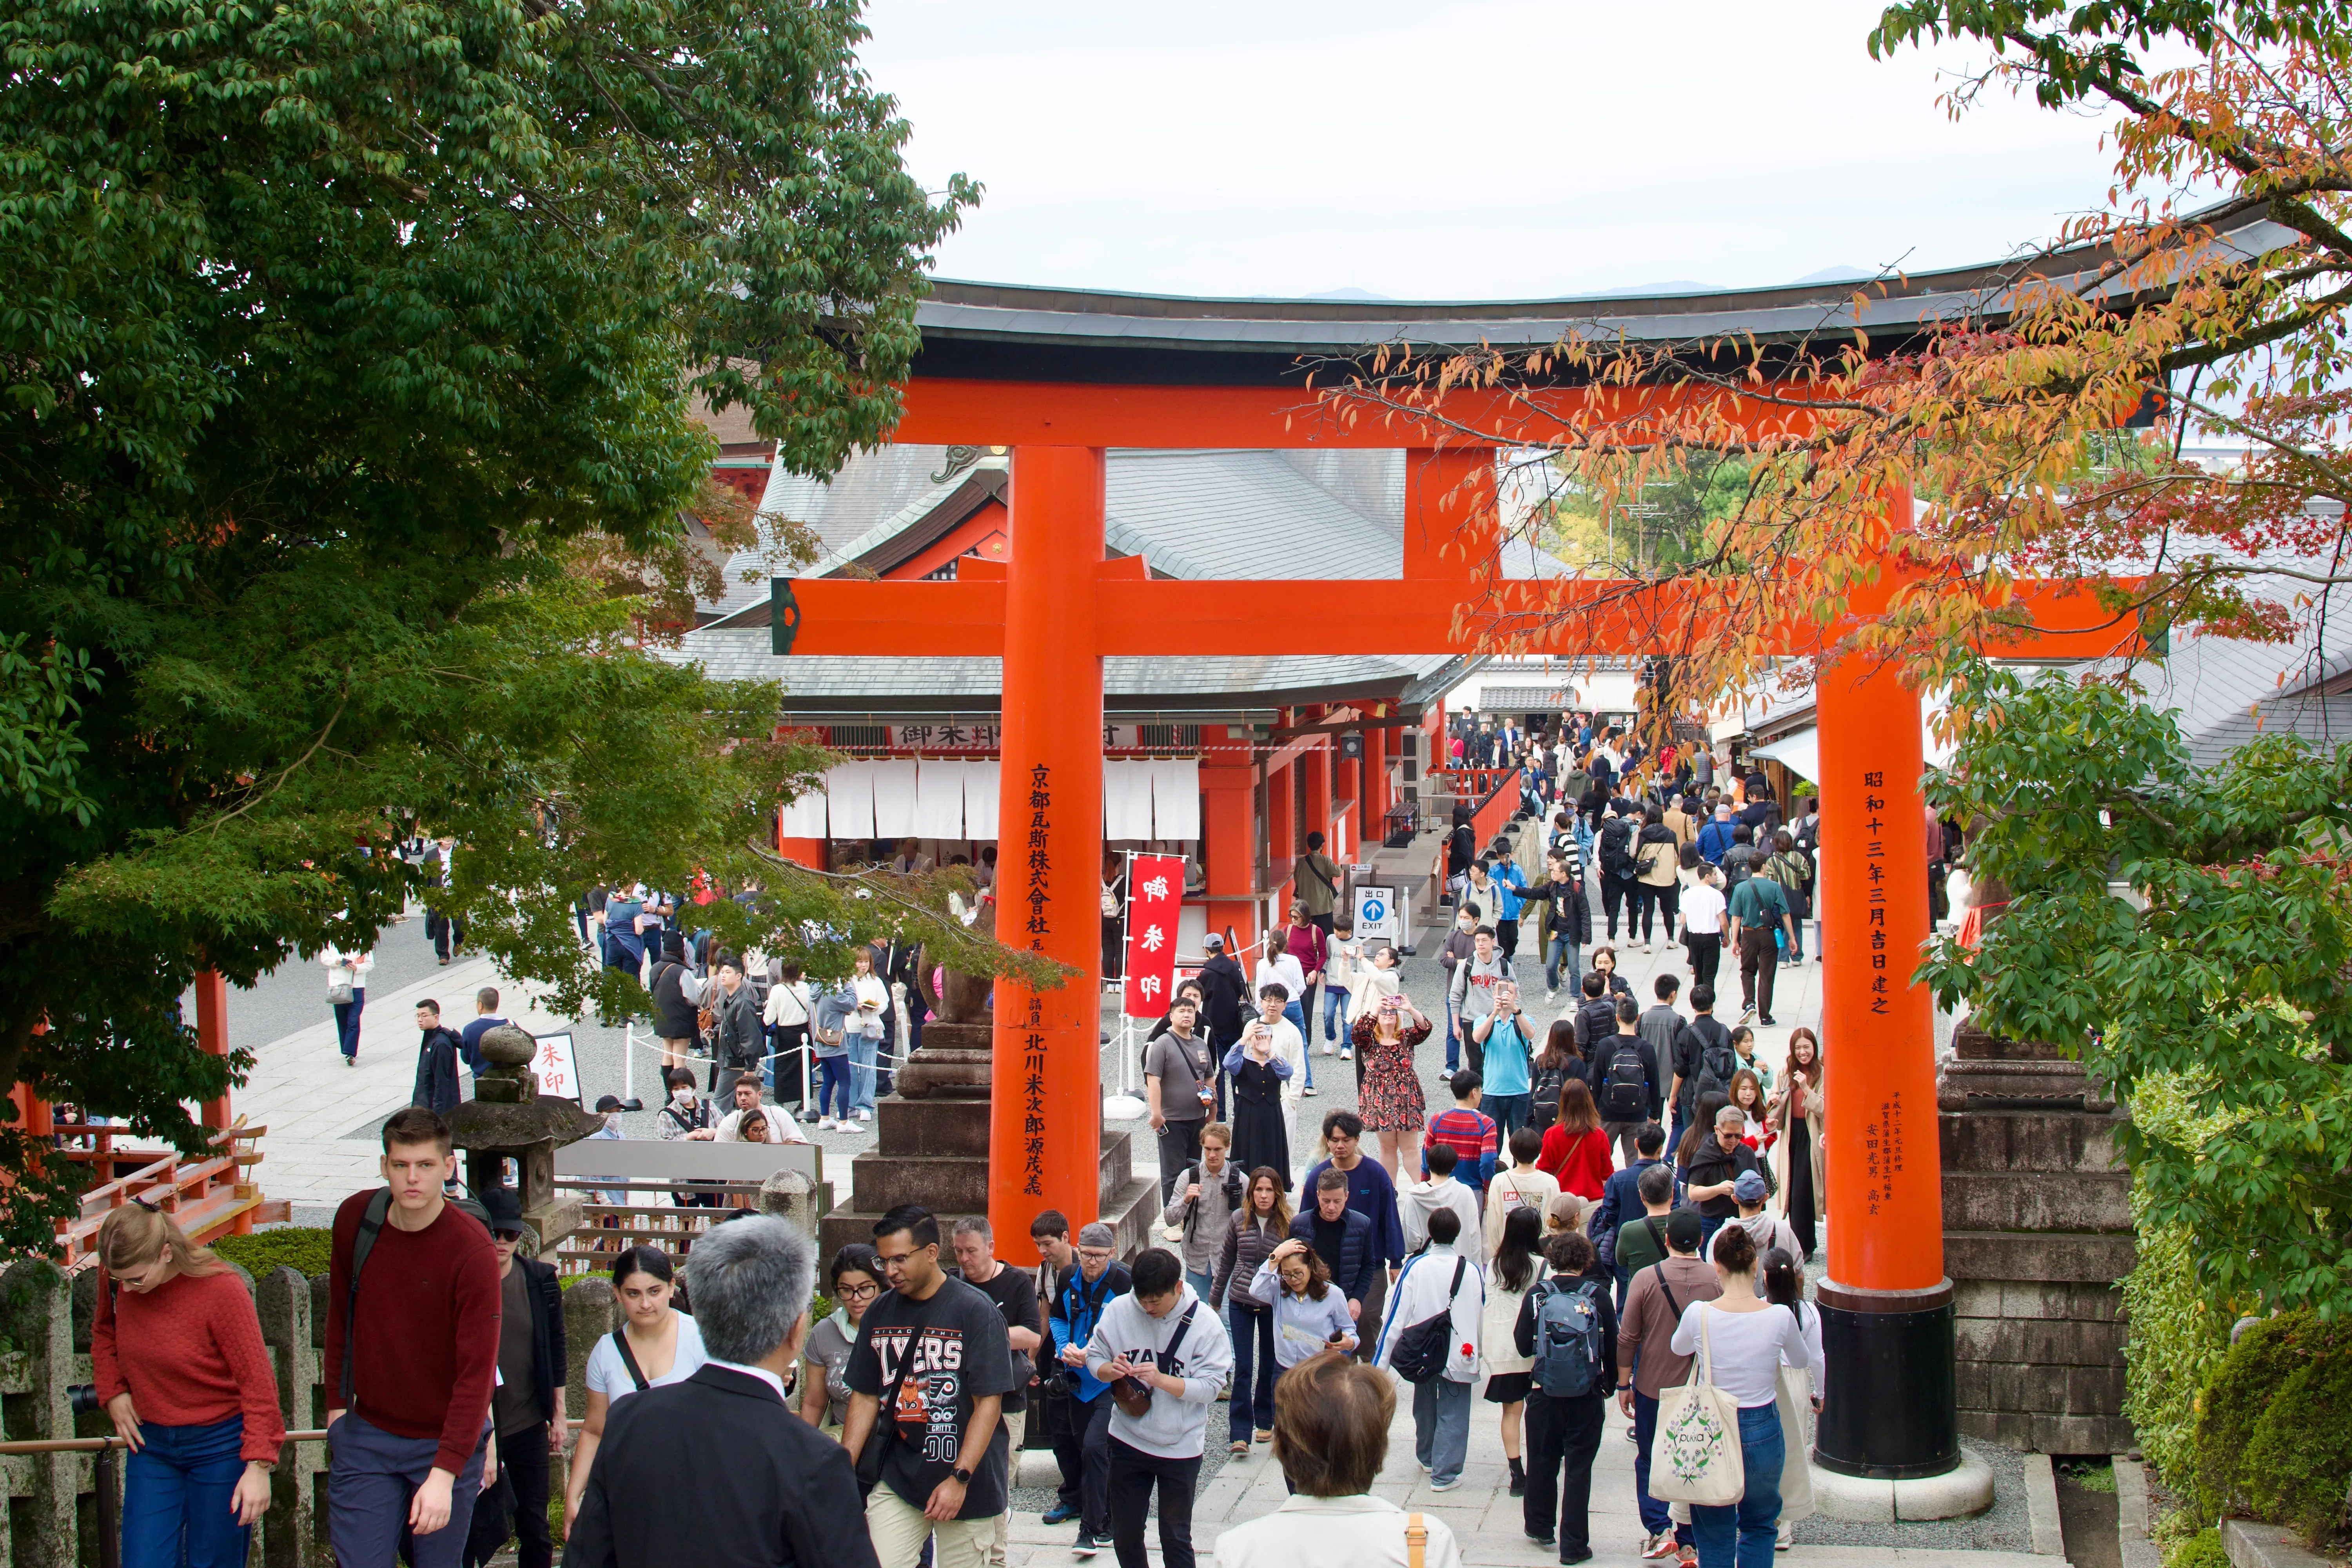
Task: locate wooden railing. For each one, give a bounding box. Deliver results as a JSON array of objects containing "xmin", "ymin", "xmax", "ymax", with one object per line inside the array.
[{"xmin": 50, "ymin": 1119, "xmax": 272, "ymax": 1267}]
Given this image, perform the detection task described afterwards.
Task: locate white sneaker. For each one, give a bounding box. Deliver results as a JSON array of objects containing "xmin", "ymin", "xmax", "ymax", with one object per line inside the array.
[
  {"xmin": 855, "ymin": 1108, "xmax": 871, "ymax": 1122},
  {"xmin": 1429, "ymin": 1476, "xmax": 1462, "ymax": 1492},
  {"xmin": 1339, "ymin": 1049, "xmax": 1353, "ymax": 1062},
  {"xmin": 1545, "ymin": 990, "xmax": 1558, "ymax": 1004},
  {"xmin": 1777, "ymin": 1521, "xmax": 1794, "ymax": 1551},
  {"xmin": 1321, "ymin": 1043, "xmax": 1336, "ymax": 1056}
]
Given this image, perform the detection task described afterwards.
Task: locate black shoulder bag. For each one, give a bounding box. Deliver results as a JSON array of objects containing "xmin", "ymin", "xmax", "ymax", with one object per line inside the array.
[{"xmin": 856, "ymin": 1340, "xmax": 919, "ymax": 1488}]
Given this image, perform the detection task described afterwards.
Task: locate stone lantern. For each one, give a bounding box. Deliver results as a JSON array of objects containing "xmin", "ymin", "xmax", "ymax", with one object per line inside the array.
[{"xmin": 446, "ymin": 1023, "xmax": 605, "ymax": 1254}]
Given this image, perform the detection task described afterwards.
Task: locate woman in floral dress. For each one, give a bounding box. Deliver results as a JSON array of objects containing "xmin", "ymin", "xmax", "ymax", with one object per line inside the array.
[{"xmin": 1352, "ymin": 991, "xmax": 1434, "ymax": 1178}]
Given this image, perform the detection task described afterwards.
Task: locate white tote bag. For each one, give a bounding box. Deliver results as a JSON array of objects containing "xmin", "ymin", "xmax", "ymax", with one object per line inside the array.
[{"xmin": 1651, "ymin": 1304, "xmax": 1747, "ymax": 1506}]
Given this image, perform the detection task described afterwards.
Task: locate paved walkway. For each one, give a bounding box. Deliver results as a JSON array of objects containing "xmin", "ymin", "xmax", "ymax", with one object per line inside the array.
[{"xmin": 1005, "ymin": 1382, "xmax": 2045, "ymax": 1568}]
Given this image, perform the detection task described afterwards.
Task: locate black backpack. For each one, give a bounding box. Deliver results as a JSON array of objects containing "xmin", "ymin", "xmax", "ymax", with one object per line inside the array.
[
  {"xmin": 1600, "ymin": 1043, "xmax": 1650, "ymax": 1122},
  {"xmin": 1695, "ymin": 1036, "xmax": 1739, "ymax": 1102},
  {"xmin": 1387, "ymin": 1258, "xmax": 1468, "ymax": 1383}
]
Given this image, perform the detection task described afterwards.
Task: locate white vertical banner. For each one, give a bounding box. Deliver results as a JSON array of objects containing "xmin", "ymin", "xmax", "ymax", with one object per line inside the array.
[
  {"xmin": 963, "ymin": 761, "xmax": 1001, "ymax": 839},
  {"xmin": 777, "ymin": 787, "xmax": 827, "ymax": 839},
  {"xmin": 824, "ymin": 762, "xmax": 876, "ymax": 839},
  {"xmin": 1103, "ymin": 760, "xmax": 1155, "ymax": 839},
  {"xmin": 870, "ymin": 760, "xmax": 920, "ymax": 837},
  {"xmin": 913, "ymin": 761, "xmax": 968, "ymax": 839},
  {"xmin": 1147, "ymin": 757, "xmax": 1201, "ymax": 839}
]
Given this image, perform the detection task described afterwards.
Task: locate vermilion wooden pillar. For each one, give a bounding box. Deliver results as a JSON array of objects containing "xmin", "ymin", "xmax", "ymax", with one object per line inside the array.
[
  {"xmin": 1813, "ymin": 639, "xmax": 1959, "ymax": 1477},
  {"xmin": 1200, "ymin": 739, "xmax": 1255, "ymax": 949},
  {"xmin": 1363, "ymin": 724, "xmax": 1388, "ymax": 845},
  {"xmin": 1303, "ymin": 737, "xmax": 1334, "ymax": 860},
  {"xmin": 194, "ymin": 970, "xmax": 232, "ymax": 1130},
  {"xmin": 990, "ymin": 448, "xmax": 1107, "ymax": 1240}
]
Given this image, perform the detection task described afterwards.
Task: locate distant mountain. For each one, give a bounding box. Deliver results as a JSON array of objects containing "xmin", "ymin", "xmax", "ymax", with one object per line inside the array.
[
  {"xmin": 1788, "ymin": 265, "xmax": 1873, "ymax": 285},
  {"xmin": 1307, "ymin": 287, "xmax": 1395, "ymax": 301}
]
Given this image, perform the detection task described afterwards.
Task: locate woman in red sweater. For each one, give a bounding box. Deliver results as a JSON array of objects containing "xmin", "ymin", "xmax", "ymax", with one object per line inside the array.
[
  {"xmin": 1535, "ymin": 1078, "xmax": 1615, "ymax": 1200},
  {"xmin": 92, "ymin": 1204, "xmax": 285, "ymax": 1568}
]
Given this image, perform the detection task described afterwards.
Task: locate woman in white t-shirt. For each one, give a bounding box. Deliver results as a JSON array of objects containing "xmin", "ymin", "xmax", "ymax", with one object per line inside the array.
[
  {"xmin": 321, "ymin": 944, "xmax": 375, "ymax": 1067},
  {"xmin": 563, "ymin": 1247, "xmax": 708, "ymax": 1536},
  {"xmin": 1666, "ymin": 1225, "xmax": 1815, "ymax": 1567}
]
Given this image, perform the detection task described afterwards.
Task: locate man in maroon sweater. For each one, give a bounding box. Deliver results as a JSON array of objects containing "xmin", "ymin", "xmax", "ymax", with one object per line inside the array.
[{"xmin": 325, "ymin": 1106, "xmax": 502, "ymax": 1568}]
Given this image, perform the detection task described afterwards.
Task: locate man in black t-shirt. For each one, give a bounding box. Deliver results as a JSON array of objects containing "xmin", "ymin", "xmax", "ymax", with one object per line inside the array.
[
  {"xmin": 1681, "ymin": 1105, "xmax": 1762, "ymax": 1247},
  {"xmin": 845, "ymin": 1206, "xmax": 1016, "ymax": 1568},
  {"xmin": 950, "ymin": 1217, "xmax": 1043, "ymax": 1568}
]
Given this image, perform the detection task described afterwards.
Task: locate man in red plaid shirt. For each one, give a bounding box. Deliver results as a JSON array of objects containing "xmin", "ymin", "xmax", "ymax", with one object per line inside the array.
[{"xmin": 1419, "ymin": 1069, "xmax": 1500, "ymax": 1196}]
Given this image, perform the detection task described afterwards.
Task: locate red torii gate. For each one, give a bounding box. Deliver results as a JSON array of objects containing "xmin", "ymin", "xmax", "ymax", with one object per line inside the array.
[{"xmin": 775, "ymin": 281, "xmax": 2136, "ymax": 1481}]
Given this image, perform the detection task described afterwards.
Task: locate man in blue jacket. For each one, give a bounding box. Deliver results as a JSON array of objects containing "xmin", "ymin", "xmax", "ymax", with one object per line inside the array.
[
  {"xmin": 1586, "ymin": 1122, "xmax": 1670, "ymax": 1308},
  {"xmin": 1695, "ymin": 804, "xmax": 1739, "ymax": 867},
  {"xmin": 1289, "ymin": 1167, "xmax": 1377, "ymax": 1330},
  {"xmin": 1046, "ymin": 1223, "xmax": 1131, "ymax": 1558},
  {"xmin": 1295, "ymin": 1111, "xmax": 1406, "ymax": 1359}
]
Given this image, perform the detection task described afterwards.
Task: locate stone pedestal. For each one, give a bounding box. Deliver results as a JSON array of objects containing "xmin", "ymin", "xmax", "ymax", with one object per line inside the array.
[
  {"xmin": 821, "ymin": 1019, "xmax": 1158, "ymax": 1258},
  {"xmin": 1938, "ymin": 1022, "xmax": 2136, "ymax": 1452},
  {"xmin": 448, "ymin": 1023, "xmax": 606, "ymax": 1255}
]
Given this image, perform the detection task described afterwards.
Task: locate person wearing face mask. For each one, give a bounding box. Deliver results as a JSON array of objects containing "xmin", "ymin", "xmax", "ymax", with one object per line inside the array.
[
  {"xmin": 93, "ymin": 1204, "xmax": 285, "ymax": 1568},
  {"xmin": 687, "ymin": 1073, "xmax": 810, "ymax": 1145},
  {"xmin": 1436, "ymin": 903, "xmax": 1482, "ymax": 1074},
  {"xmin": 1223, "ymin": 985, "xmax": 1302, "ymax": 1178},
  {"xmin": 468, "ymin": 1188, "xmax": 566, "ymax": 1568}
]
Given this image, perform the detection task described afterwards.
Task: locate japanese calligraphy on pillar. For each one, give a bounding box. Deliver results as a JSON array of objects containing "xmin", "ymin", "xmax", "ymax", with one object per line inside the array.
[
  {"xmin": 1022, "ymin": 764, "xmax": 1053, "ymax": 1193},
  {"xmin": 1860, "ymin": 769, "xmax": 1891, "ymax": 1017},
  {"xmin": 1121, "ymin": 853, "xmax": 1186, "ymax": 1019},
  {"xmin": 1863, "ymin": 1090, "xmax": 1906, "ymax": 1218}
]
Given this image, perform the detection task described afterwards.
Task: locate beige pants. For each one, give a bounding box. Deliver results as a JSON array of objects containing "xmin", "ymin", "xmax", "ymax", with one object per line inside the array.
[
  {"xmin": 867, "ymin": 1485, "xmax": 996, "ymax": 1568},
  {"xmin": 990, "ymin": 1410, "xmax": 1026, "ymax": 1568}
]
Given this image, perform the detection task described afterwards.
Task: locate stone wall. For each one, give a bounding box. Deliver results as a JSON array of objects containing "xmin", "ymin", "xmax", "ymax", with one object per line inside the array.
[{"xmin": 1939, "ymin": 1022, "xmax": 2137, "ymax": 1453}]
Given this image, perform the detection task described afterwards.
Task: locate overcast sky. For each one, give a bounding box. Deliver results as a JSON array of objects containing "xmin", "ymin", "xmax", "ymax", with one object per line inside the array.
[{"xmin": 858, "ymin": 0, "xmax": 2135, "ymax": 300}]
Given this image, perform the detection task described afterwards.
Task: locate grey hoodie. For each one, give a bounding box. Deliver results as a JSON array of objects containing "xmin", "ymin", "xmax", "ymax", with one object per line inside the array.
[
  {"xmin": 1083, "ymin": 1281, "xmax": 1234, "ymax": 1459},
  {"xmin": 1398, "ymin": 1177, "xmax": 1482, "ymax": 1258}
]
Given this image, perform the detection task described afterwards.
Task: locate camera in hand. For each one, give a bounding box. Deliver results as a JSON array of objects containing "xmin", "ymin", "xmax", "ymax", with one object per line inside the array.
[{"xmin": 68, "ymin": 1383, "xmax": 101, "ymax": 1416}]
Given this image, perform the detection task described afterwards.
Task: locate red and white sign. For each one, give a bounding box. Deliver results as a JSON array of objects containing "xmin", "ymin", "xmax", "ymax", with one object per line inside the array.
[
  {"xmin": 531, "ymin": 1031, "xmax": 581, "ymax": 1103},
  {"xmin": 1121, "ymin": 853, "xmax": 1186, "ymax": 1018}
]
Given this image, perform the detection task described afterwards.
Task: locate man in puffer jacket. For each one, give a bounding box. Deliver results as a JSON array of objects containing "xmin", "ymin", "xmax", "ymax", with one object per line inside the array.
[
  {"xmin": 1372, "ymin": 1206, "xmax": 1486, "ymax": 1491},
  {"xmin": 1084, "ymin": 1248, "xmax": 1233, "ymax": 1568}
]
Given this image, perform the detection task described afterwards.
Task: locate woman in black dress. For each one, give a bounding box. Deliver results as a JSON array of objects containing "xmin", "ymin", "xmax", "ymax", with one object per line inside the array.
[{"xmin": 1222, "ymin": 1016, "xmax": 1294, "ymax": 1179}]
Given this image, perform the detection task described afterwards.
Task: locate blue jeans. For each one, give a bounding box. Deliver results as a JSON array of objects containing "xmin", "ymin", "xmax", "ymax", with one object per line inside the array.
[
  {"xmin": 1322, "ymin": 987, "xmax": 1350, "ymax": 1044},
  {"xmin": 328, "ymin": 1411, "xmax": 490, "ymax": 1568},
  {"xmin": 1411, "ymin": 1376, "xmax": 1473, "ymax": 1486},
  {"xmin": 334, "ymin": 991, "xmax": 366, "ymax": 1060},
  {"xmin": 1486, "ymin": 1092, "xmax": 1532, "ymax": 1137},
  {"xmin": 1186, "ymin": 1268, "xmax": 1214, "ymax": 1303},
  {"xmin": 123, "ymin": 1415, "xmax": 250, "ymax": 1568},
  {"xmin": 1546, "ymin": 935, "xmax": 1581, "ymax": 995},
  {"xmin": 1631, "ymin": 1390, "xmax": 1690, "ymax": 1543},
  {"xmin": 848, "ymin": 1031, "xmax": 881, "ymax": 1111},
  {"xmin": 1691, "ymin": 1403, "xmax": 1786, "ymax": 1568},
  {"xmin": 815, "ymin": 1054, "xmax": 855, "ymax": 1120},
  {"xmin": 1442, "ymin": 995, "xmax": 1460, "ymax": 1072},
  {"xmin": 1227, "ymin": 1300, "xmax": 1277, "ymax": 1442},
  {"xmin": 1284, "ymin": 1004, "xmax": 1312, "ymax": 1089}
]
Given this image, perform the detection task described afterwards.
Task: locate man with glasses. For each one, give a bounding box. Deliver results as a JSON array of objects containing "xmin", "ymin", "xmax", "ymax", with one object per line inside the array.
[
  {"xmin": 1682, "ymin": 1104, "xmax": 1765, "ymax": 1250},
  {"xmin": 1044, "ymin": 1223, "xmax": 1131, "ymax": 1558},
  {"xmin": 843, "ymin": 1205, "xmax": 1016, "ymax": 1568}
]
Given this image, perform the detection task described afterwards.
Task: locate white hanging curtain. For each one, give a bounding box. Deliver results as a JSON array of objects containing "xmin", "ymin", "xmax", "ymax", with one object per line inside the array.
[
  {"xmin": 1103, "ymin": 760, "xmax": 1155, "ymax": 839},
  {"xmin": 913, "ymin": 761, "xmax": 968, "ymax": 838},
  {"xmin": 1147, "ymin": 758, "xmax": 1201, "ymax": 839},
  {"xmin": 824, "ymin": 762, "xmax": 875, "ymax": 839},
  {"xmin": 963, "ymin": 761, "xmax": 1002, "ymax": 840},
  {"xmin": 871, "ymin": 760, "xmax": 921, "ymax": 838},
  {"xmin": 777, "ymin": 788, "xmax": 827, "ymax": 839}
]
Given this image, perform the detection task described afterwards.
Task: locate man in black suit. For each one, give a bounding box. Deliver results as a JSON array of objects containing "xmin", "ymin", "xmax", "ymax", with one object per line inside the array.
[{"xmin": 562, "ymin": 1216, "xmax": 876, "ymax": 1568}]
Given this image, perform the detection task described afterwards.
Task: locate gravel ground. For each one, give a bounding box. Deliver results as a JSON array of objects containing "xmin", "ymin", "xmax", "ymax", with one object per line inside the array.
[{"xmin": 1789, "ymin": 1438, "xmax": 2032, "ymax": 1553}]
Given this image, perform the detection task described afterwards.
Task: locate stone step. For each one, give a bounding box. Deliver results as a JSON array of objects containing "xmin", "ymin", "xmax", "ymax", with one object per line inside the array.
[
  {"xmin": 1942, "ymin": 1169, "xmax": 2132, "ymax": 1232},
  {"xmin": 1938, "ymin": 1107, "xmax": 2126, "ymax": 1173},
  {"xmin": 1945, "ymin": 1229, "xmax": 2135, "ymax": 1283}
]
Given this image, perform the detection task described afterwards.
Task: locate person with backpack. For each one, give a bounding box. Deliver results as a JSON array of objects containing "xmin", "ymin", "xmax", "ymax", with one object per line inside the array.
[
  {"xmin": 1372, "ymin": 1206, "xmax": 1485, "ymax": 1492},
  {"xmin": 1085, "ymin": 1248, "xmax": 1233, "ymax": 1568},
  {"xmin": 1594, "ymin": 806, "xmax": 1639, "ymax": 944},
  {"xmin": 809, "ymin": 978, "xmax": 857, "ymax": 1132},
  {"xmin": 1695, "ymin": 803, "xmax": 1738, "ymax": 867},
  {"xmin": 563, "ymin": 1247, "xmax": 707, "ymax": 1534},
  {"xmin": 1668, "ymin": 985, "xmax": 1736, "ymax": 1159},
  {"xmin": 1590, "ymin": 997, "xmax": 1662, "ymax": 1169},
  {"xmin": 1446, "ymin": 925, "xmax": 1514, "ymax": 1077},
  {"xmin": 1760, "ymin": 829, "xmax": 1813, "ymax": 965},
  {"xmin": 1470, "ymin": 980, "xmax": 1538, "ymax": 1134},
  {"xmin": 1397, "ymin": 1143, "xmax": 1481, "ymax": 1258},
  {"xmin": 1514, "ymin": 1231, "xmax": 1619, "ymax": 1564},
  {"xmin": 1725, "ymin": 860, "xmax": 1794, "ymax": 1026},
  {"xmin": 1630, "ymin": 808, "xmax": 1681, "ymax": 953},
  {"xmin": 1047, "ymin": 1223, "xmax": 1132, "ymax": 1559},
  {"xmin": 1160, "ymin": 1123, "xmax": 1245, "ymax": 1300},
  {"xmin": 1519, "ymin": 848, "xmax": 1591, "ymax": 1004},
  {"xmin": 1435, "ymin": 903, "xmax": 1481, "ymax": 1073},
  {"xmin": 1293, "ymin": 831, "xmax": 1343, "ymax": 936},
  {"xmin": 325, "ymin": 1107, "xmax": 502, "ymax": 1568},
  {"xmin": 646, "ymin": 936, "xmax": 702, "ymax": 1074},
  {"xmin": 1616, "ymin": 1208, "xmax": 1724, "ymax": 1562}
]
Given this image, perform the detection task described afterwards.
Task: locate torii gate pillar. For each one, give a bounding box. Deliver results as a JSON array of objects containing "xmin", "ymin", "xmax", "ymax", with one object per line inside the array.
[
  {"xmin": 990, "ymin": 447, "xmax": 1107, "ymax": 1240},
  {"xmin": 1813, "ymin": 652, "xmax": 1959, "ymax": 1477}
]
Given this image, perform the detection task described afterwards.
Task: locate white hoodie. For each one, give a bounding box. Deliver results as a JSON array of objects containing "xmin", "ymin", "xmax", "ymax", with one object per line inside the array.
[
  {"xmin": 1083, "ymin": 1281, "xmax": 1234, "ymax": 1459},
  {"xmin": 1397, "ymin": 1177, "xmax": 1481, "ymax": 1259},
  {"xmin": 1373, "ymin": 1240, "xmax": 1485, "ymax": 1383}
]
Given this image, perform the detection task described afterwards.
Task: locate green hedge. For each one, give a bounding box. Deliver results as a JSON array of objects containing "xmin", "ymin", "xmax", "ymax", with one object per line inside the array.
[
  {"xmin": 211, "ymin": 1227, "xmax": 334, "ymax": 1279},
  {"xmin": 2163, "ymin": 1527, "xmax": 2229, "ymax": 1568},
  {"xmin": 2193, "ymin": 1312, "xmax": 2352, "ymax": 1549},
  {"xmin": 2121, "ymin": 1074, "xmax": 2238, "ymax": 1490}
]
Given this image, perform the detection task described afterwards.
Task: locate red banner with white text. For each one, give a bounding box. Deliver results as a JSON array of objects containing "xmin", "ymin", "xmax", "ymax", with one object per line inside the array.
[{"xmin": 1122, "ymin": 853, "xmax": 1186, "ymax": 1018}]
